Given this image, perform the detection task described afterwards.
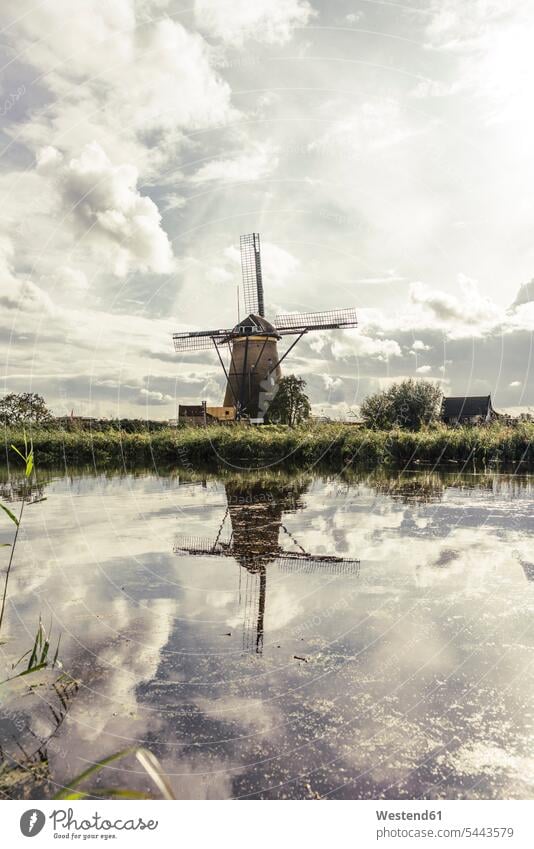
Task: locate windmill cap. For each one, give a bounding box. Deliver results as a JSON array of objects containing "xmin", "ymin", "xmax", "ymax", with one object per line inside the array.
[{"xmin": 232, "ymin": 313, "xmax": 279, "ymax": 336}]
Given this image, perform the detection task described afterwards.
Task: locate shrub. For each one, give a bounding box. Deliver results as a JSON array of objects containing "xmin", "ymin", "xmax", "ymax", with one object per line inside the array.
[{"xmin": 360, "ymin": 379, "xmax": 443, "ymax": 431}]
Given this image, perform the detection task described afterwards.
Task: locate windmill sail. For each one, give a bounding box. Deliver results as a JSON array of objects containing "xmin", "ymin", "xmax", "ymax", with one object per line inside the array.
[
  {"xmin": 274, "ymin": 308, "xmax": 358, "ymax": 334},
  {"xmin": 240, "ymin": 233, "xmax": 265, "ymax": 317},
  {"xmin": 173, "ymin": 328, "xmax": 233, "ymax": 352}
]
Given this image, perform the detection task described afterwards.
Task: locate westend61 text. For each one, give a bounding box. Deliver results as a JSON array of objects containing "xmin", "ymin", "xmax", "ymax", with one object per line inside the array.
[{"xmin": 376, "ymin": 810, "xmax": 442, "ymax": 821}]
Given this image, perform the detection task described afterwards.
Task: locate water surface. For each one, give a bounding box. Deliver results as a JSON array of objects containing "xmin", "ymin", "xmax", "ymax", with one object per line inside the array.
[{"xmin": 1, "ymin": 466, "xmax": 533, "ymax": 799}]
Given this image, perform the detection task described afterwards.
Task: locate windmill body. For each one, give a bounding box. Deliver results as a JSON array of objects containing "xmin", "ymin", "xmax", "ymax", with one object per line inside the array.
[
  {"xmin": 223, "ymin": 314, "xmax": 282, "ymax": 417},
  {"xmin": 173, "ymin": 233, "xmax": 358, "ymax": 421}
]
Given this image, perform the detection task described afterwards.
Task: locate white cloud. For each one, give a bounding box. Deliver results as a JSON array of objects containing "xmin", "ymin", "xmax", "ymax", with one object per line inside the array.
[
  {"xmin": 323, "ymin": 374, "xmax": 342, "ymax": 390},
  {"xmin": 195, "ymin": 0, "xmax": 314, "ymax": 46},
  {"xmin": 512, "ymin": 279, "xmax": 534, "ymax": 307},
  {"xmin": 425, "ymin": 1, "xmax": 534, "ymax": 126},
  {"xmin": 138, "ymin": 387, "xmax": 174, "ymax": 404},
  {"xmin": 410, "ymin": 276, "xmax": 500, "ymax": 331},
  {"xmin": 225, "ymin": 240, "xmax": 300, "ymax": 294},
  {"xmin": 7, "ymin": 6, "xmax": 234, "ymax": 175},
  {"xmin": 356, "ymin": 275, "xmax": 406, "ymax": 284},
  {"xmin": 36, "ymin": 146, "xmax": 64, "ymax": 172},
  {"xmin": 191, "ymin": 143, "xmax": 279, "ymax": 184},
  {"xmin": 425, "ymin": 0, "xmax": 514, "ymax": 51},
  {"xmin": 52, "ymin": 267, "xmax": 88, "ymax": 292},
  {"xmin": 45, "ymin": 142, "xmax": 174, "ymax": 277},
  {"xmin": 0, "ymin": 237, "xmax": 55, "ymax": 315},
  {"xmin": 345, "ymin": 13, "xmax": 363, "ymax": 25},
  {"xmin": 412, "ymin": 340, "xmax": 431, "ymax": 351},
  {"xmin": 410, "ymin": 281, "xmax": 464, "ymax": 322},
  {"xmin": 330, "ymin": 331, "xmax": 401, "ymax": 362},
  {"xmin": 416, "ymin": 365, "xmax": 432, "ymax": 374},
  {"xmin": 309, "ymin": 101, "xmax": 425, "ymax": 156}
]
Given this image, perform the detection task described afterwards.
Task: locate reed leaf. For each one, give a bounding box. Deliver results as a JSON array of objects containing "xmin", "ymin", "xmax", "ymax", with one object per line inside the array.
[
  {"xmin": 136, "ymin": 747, "xmax": 175, "ymax": 800},
  {"xmin": 54, "ymin": 746, "xmax": 175, "ymax": 801},
  {"xmin": 54, "ymin": 748, "xmax": 138, "ymax": 799},
  {"xmin": 0, "ymin": 503, "xmax": 19, "ymax": 526}
]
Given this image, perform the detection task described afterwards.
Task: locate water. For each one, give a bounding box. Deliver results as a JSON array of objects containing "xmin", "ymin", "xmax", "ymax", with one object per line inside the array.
[{"xmin": 1, "ymin": 466, "xmax": 534, "ymax": 799}]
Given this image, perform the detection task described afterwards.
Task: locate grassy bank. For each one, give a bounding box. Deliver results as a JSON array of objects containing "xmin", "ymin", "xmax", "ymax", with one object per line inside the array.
[{"xmin": 2, "ymin": 422, "xmax": 534, "ymax": 469}]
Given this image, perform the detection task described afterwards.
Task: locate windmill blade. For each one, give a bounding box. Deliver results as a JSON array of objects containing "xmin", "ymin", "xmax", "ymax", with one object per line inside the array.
[
  {"xmin": 274, "ymin": 308, "xmax": 358, "ymax": 334},
  {"xmin": 240, "ymin": 233, "xmax": 265, "ymax": 317},
  {"xmin": 273, "ymin": 552, "xmax": 360, "ymax": 575},
  {"xmin": 173, "ymin": 329, "xmax": 233, "ymax": 352},
  {"xmin": 174, "ymin": 534, "xmax": 233, "ymax": 556}
]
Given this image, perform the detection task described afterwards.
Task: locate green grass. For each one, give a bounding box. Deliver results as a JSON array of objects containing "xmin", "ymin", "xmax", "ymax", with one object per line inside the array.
[{"xmin": 2, "ymin": 421, "xmax": 534, "ymax": 469}]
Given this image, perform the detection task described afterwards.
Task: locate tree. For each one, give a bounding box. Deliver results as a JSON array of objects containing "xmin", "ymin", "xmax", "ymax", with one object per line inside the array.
[
  {"xmin": 0, "ymin": 393, "xmax": 52, "ymax": 427},
  {"xmin": 265, "ymin": 375, "xmax": 311, "ymax": 427},
  {"xmin": 360, "ymin": 379, "xmax": 443, "ymax": 431}
]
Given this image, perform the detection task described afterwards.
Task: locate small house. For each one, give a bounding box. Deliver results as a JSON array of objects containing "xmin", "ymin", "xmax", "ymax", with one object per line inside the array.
[
  {"xmin": 441, "ymin": 395, "xmax": 498, "ymax": 426},
  {"xmin": 178, "ymin": 402, "xmax": 236, "ymax": 426}
]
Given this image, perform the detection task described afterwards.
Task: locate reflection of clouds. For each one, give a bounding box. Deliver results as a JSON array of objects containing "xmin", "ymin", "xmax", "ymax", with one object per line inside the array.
[
  {"xmin": 342, "ymin": 716, "xmax": 437, "ymax": 789},
  {"xmin": 50, "ymin": 596, "xmax": 175, "ymax": 772},
  {"xmin": 3, "ymin": 470, "xmax": 534, "ymax": 798},
  {"xmin": 264, "ymin": 583, "xmax": 304, "ymax": 632},
  {"xmin": 196, "ymin": 695, "xmax": 280, "ymax": 738},
  {"xmin": 442, "ymin": 742, "xmax": 534, "ymax": 798}
]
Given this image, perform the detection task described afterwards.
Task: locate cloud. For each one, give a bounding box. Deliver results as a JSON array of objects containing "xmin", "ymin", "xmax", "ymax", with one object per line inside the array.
[
  {"xmin": 0, "ymin": 237, "xmax": 55, "ymax": 315},
  {"xmin": 55, "ymin": 266, "xmax": 90, "ymax": 292},
  {"xmin": 410, "ymin": 276, "xmax": 500, "ymax": 331},
  {"xmin": 309, "ymin": 101, "xmax": 425, "ymax": 155},
  {"xmin": 512, "ymin": 279, "xmax": 534, "ymax": 307},
  {"xmin": 190, "ymin": 143, "xmax": 279, "ymax": 184},
  {"xmin": 425, "ymin": 1, "xmax": 534, "ymax": 128},
  {"xmin": 224, "ymin": 239, "xmax": 300, "ymax": 295},
  {"xmin": 138, "ymin": 387, "xmax": 174, "ymax": 405},
  {"xmin": 45, "ymin": 142, "xmax": 174, "ymax": 277},
  {"xmin": 410, "ymin": 281, "xmax": 464, "ymax": 322},
  {"xmin": 36, "ymin": 146, "xmax": 64, "ymax": 172},
  {"xmin": 356, "ymin": 275, "xmax": 406, "ymax": 285},
  {"xmin": 345, "ymin": 13, "xmax": 364, "ymax": 25},
  {"xmin": 321, "ymin": 374, "xmax": 345, "ymax": 403},
  {"xmin": 425, "ymin": 0, "xmax": 514, "ymax": 51},
  {"xmin": 313, "ymin": 329, "xmax": 401, "ymax": 362},
  {"xmin": 194, "ymin": 0, "xmax": 314, "ymax": 46},
  {"xmin": 7, "ymin": 6, "xmax": 234, "ymax": 175},
  {"xmin": 2, "ymin": 0, "xmax": 534, "ymax": 419}
]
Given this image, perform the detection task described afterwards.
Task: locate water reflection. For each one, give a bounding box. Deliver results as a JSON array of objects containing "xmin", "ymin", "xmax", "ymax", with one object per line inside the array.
[
  {"xmin": 0, "ymin": 673, "xmax": 78, "ymax": 799},
  {"xmin": 1, "ymin": 465, "xmax": 534, "ymax": 799},
  {"xmin": 174, "ymin": 477, "xmax": 359, "ymax": 653}
]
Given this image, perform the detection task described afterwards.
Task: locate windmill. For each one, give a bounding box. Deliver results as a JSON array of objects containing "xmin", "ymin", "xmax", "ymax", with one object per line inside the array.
[
  {"xmin": 173, "ymin": 233, "xmax": 358, "ymax": 421},
  {"xmin": 174, "ymin": 477, "xmax": 360, "ymax": 653}
]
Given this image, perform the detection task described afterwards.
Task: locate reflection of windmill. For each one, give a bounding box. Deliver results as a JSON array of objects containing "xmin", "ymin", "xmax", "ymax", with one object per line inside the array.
[
  {"xmin": 174, "ymin": 479, "xmax": 360, "ymax": 653},
  {"xmin": 173, "ymin": 233, "xmax": 358, "ymax": 420}
]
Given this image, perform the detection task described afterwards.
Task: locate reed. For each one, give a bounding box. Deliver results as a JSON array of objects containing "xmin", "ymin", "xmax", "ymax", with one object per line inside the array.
[{"xmin": 2, "ymin": 421, "xmax": 533, "ymax": 469}]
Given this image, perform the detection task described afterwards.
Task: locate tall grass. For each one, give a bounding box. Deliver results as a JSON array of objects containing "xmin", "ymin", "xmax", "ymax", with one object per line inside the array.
[
  {"xmin": 3, "ymin": 422, "xmax": 533, "ymax": 469},
  {"xmin": 0, "ymin": 435, "xmax": 34, "ymax": 632}
]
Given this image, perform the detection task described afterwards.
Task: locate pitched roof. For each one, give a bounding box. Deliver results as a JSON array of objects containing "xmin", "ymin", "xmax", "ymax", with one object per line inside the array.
[
  {"xmin": 441, "ymin": 395, "xmax": 494, "ymax": 420},
  {"xmin": 232, "ymin": 314, "xmax": 278, "ymax": 335}
]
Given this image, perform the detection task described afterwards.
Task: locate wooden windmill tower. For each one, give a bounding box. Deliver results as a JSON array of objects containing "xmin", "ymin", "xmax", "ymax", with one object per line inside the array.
[{"xmin": 173, "ymin": 233, "xmax": 358, "ymax": 421}]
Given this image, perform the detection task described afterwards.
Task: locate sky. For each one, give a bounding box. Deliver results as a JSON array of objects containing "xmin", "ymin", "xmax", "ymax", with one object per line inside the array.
[{"xmin": 1, "ymin": 0, "xmax": 534, "ymax": 418}]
